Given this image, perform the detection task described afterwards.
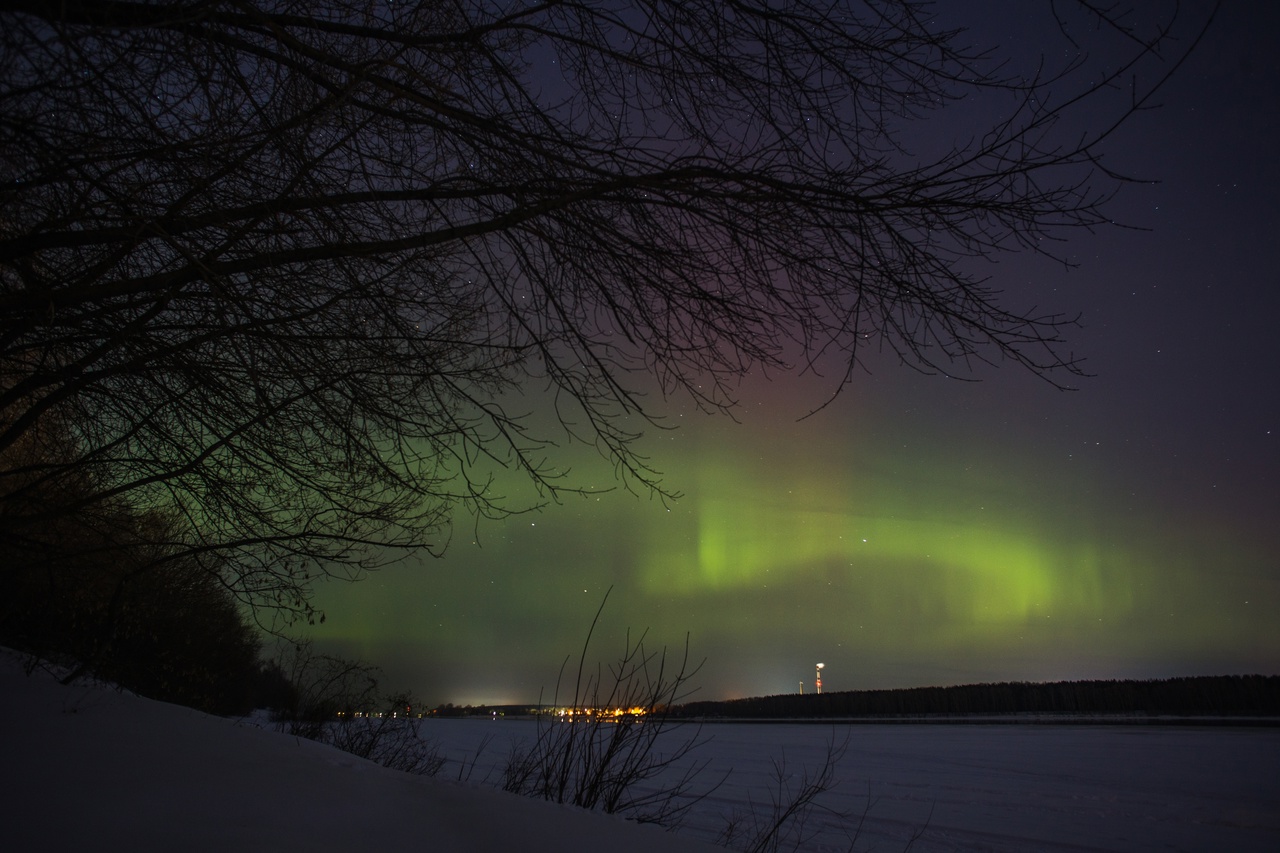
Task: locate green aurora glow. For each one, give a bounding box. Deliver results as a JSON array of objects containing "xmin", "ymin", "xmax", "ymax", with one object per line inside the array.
[{"xmin": 307, "ymin": 382, "xmax": 1277, "ymax": 704}]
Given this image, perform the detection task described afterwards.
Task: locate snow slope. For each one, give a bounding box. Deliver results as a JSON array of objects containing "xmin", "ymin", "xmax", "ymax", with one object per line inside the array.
[{"xmin": 0, "ymin": 652, "xmax": 725, "ymax": 852}]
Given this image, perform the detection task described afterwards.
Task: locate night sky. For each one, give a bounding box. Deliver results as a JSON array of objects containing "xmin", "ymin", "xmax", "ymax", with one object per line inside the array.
[{"xmin": 306, "ymin": 3, "xmax": 1279, "ymax": 706}]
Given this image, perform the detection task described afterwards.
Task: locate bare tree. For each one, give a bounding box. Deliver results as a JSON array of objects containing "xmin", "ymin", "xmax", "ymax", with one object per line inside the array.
[{"xmin": 0, "ymin": 1, "xmax": 1211, "ymax": 620}]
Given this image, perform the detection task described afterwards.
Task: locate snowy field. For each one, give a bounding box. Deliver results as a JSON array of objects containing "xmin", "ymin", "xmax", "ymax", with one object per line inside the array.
[
  {"xmin": 1, "ymin": 655, "xmax": 723, "ymax": 853},
  {"xmin": 416, "ymin": 716, "xmax": 1280, "ymax": 852},
  {"xmin": 4, "ymin": 652, "xmax": 1277, "ymax": 853}
]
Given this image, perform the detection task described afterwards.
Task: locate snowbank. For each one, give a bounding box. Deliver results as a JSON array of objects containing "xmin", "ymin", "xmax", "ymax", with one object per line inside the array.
[{"xmin": 0, "ymin": 652, "xmax": 726, "ymax": 852}]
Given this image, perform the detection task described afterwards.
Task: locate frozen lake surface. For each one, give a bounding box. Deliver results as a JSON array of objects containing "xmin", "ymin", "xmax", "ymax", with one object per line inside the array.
[{"xmin": 422, "ymin": 718, "xmax": 1280, "ymax": 852}]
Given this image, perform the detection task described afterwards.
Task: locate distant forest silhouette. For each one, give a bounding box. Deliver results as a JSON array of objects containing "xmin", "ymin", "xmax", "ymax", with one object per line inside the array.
[
  {"xmin": 430, "ymin": 676, "xmax": 1280, "ymax": 721},
  {"xmin": 670, "ymin": 676, "xmax": 1280, "ymax": 721}
]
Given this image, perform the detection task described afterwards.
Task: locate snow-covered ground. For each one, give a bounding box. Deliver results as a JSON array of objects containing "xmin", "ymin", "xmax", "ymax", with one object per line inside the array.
[
  {"xmin": 4, "ymin": 649, "xmax": 1278, "ymax": 852},
  {"xmin": 0, "ymin": 653, "xmax": 724, "ymax": 852}
]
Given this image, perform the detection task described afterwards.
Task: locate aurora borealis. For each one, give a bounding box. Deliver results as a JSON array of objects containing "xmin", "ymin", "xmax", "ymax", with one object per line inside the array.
[{"xmin": 306, "ymin": 3, "xmax": 1279, "ymax": 706}]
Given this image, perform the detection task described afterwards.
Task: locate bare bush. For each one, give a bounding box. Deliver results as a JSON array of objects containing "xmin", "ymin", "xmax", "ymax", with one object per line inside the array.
[
  {"xmin": 273, "ymin": 640, "xmax": 380, "ymax": 738},
  {"xmin": 271, "ymin": 640, "xmax": 444, "ymax": 776},
  {"xmin": 325, "ymin": 715, "xmax": 447, "ymax": 777},
  {"xmin": 719, "ymin": 734, "xmax": 848, "ymax": 853},
  {"xmin": 502, "ymin": 591, "xmax": 718, "ymax": 826}
]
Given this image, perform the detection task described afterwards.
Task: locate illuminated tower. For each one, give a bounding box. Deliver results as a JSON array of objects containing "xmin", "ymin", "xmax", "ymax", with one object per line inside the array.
[{"xmin": 815, "ymin": 662, "xmax": 824, "ymax": 695}]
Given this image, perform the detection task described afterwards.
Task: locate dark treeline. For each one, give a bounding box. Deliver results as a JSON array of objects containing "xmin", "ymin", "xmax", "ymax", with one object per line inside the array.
[{"xmin": 672, "ymin": 676, "xmax": 1280, "ymax": 720}]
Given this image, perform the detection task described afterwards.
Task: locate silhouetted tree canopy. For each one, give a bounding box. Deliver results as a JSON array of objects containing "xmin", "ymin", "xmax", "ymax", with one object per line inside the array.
[{"xmin": 1, "ymin": 1, "xmax": 1209, "ymax": 622}]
